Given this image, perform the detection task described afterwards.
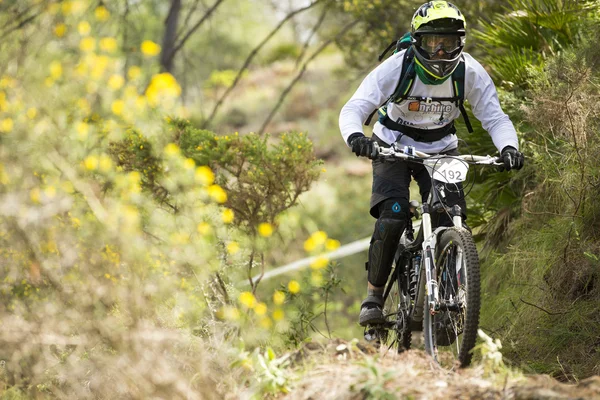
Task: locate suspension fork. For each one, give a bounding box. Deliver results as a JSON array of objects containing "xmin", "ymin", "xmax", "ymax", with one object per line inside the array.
[{"xmin": 421, "ymin": 204, "xmax": 439, "ymax": 314}]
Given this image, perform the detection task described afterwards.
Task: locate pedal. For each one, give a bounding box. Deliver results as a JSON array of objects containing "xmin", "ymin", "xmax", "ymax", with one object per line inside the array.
[
  {"xmin": 364, "ymin": 326, "xmax": 388, "ymax": 346},
  {"xmin": 364, "ymin": 328, "xmax": 379, "ymax": 342}
]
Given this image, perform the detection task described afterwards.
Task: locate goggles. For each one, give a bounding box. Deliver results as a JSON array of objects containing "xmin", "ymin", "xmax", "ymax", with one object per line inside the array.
[{"xmin": 418, "ymin": 34, "xmax": 463, "ymax": 56}]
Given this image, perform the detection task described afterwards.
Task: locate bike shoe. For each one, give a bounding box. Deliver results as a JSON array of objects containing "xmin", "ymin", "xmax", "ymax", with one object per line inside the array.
[{"xmin": 359, "ymin": 295, "xmax": 385, "ymax": 326}]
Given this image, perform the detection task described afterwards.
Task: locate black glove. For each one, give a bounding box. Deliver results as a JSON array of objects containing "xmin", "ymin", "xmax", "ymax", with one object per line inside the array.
[
  {"xmin": 348, "ymin": 133, "xmax": 375, "ymax": 159},
  {"xmin": 500, "ymin": 146, "xmax": 524, "ymax": 171}
]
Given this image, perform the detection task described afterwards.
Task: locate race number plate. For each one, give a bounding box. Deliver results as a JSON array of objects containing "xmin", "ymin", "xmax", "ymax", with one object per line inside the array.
[{"xmin": 424, "ymin": 157, "xmax": 469, "ymax": 183}]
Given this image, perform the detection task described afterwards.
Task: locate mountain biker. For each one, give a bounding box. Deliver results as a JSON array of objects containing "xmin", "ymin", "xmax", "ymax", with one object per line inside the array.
[{"xmin": 338, "ymin": 1, "xmax": 525, "ymax": 326}]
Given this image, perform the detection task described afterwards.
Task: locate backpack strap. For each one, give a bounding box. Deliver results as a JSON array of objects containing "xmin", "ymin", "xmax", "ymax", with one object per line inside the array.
[
  {"xmin": 451, "ymin": 58, "xmax": 473, "ymax": 133},
  {"xmin": 378, "ymin": 32, "xmax": 412, "ymax": 61},
  {"xmin": 365, "ymin": 48, "xmax": 415, "ymax": 126},
  {"xmin": 378, "ymin": 40, "xmax": 398, "ymax": 62}
]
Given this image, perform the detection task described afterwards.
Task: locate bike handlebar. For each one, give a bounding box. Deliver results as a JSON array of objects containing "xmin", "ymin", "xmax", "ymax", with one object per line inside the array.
[{"xmin": 371, "ymin": 142, "xmax": 503, "ymax": 166}]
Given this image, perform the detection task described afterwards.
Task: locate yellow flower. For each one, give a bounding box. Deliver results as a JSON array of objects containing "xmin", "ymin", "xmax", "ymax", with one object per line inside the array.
[
  {"xmin": 164, "ymin": 143, "xmax": 180, "ymax": 156},
  {"xmin": 27, "ymin": 108, "xmax": 37, "ymax": 120},
  {"xmin": 304, "ymin": 231, "xmax": 328, "ymax": 252},
  {"xmin": 108, "ymin": 74, "xmax": 124, "ymax": 90},
  {"xmin": 303, "ymin": 237, "xmax": 316, "ymax": 252},
  {"xmin": 183, "ymin": 158, "xmax": 195, "ymax": 170},
  {"xmin": 208, "ymin": 185, "xmax": 227, "ymax": 204},
  {"xmin": 54, "ymin": 23, "xmax": 67, "ymax": 37},
  {"xmin": 84, "ymin": 155, "xmax": 99, "ymax": 170},
  {"xmin": 49, "ymin": 61, "xmax": 62, "ymax": 80},
  {"xmin": 227, "ymin": 241, "xmax": 240, "ymax": 254},
  {"xmin": 311, "ymin": 231, "xmax": 328, "ymax": 245},
  {"xmin": 79, "ymin": 37, "xmax": 96, "ymax": 52},
  {"xmin": 100, "ymin": 37, "xmax": 117, "ymax": 53},
  {"xmin": 272, "ymin": 309, "xmax": 284, "ymax": 321},
  {"xmin": 145, "ymin": 73, "xmax": 181, "ymax": 106},
  {"xmin": 61, "ymin": 1, "xmax": 73, "ymax": 15},
  {"xmin": 221, "ymin": 208, "xmax": 234, "ymax": 224},
  {"xmin": 140, "ymin": 40, "xmax": 161, "ymax": 56},
  {"xmin": 325, "ymin": 239, "xmax": 341, "ymax": 251},
  {"xmin": 310, "ymin": 256, "xmax": 329, "ymax": 270},
  {"xmin": 273, "ymin": 291, "xmax": 285, "ymax": 305},
  {"xmin": 197, "ymin": 222, "xmax": 212, "ymax": 235},
  {"xmin": 99, "ymin": 154, "xmax": 112, "ymax": 172},
  {"xmin": 95, "ymin": 6, "xmax": 110, "ymax": 21},
  {"xmin": 30, "ymin": 188, "xmax": 41, "ymax": 203},
  {"xmin": 111, "ymin": 99, "xmax": 125, "ymax": 116},
  {"xmin": 76, "ymin": 122, "xmax": 89, "ymax": 140},
  {"xmin": 258, "ymin": 222, "xmax": 273, "ymax": 237},
  {"xmin": 254, "ymin": 302, "xmax": 267, "ymax": 316},
  {"xmin": 288, "ymin": 280, "xmax": 300, "ymax": 294},
  {"xmin": 0, "ymin": 77, "xmax": 16, "ymax": 89},
  {"xmin": 239, "ymin": 291, "xmax": 256, "ymax": 308},
  {"xmin": 78, "ymin": 21, "xmax": 91, "ymax": 36},
  {"xmin": 0, "ymin": 118, "xmax": 13, "ymax": 133},
  {"xmin": 44, "ymin": 186, "xmax": 56, "ymax": 199},
  {"xmin": 195, "ymin": 166, "xmax": 214, "ymax": 186},
  {"xmin": 127, "ymin": 66, "xmax": 142, "ymax": 80}
]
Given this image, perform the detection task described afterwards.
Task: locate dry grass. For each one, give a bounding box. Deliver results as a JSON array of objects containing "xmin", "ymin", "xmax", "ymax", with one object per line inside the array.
[{"xmin": 279, "ymin": 340, "xmax": 600, "ymax": 400}]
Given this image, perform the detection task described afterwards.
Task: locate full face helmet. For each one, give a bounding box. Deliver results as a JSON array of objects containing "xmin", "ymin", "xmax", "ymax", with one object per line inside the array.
[{"xmin": 411, "ymin": 1, "xmax": 466, "ymax": 79}]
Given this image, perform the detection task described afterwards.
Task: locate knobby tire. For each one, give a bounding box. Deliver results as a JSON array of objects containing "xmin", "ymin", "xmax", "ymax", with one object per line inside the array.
[{"xmin": 423, "ymin": 227, "xmax": 480, "ymax": 367}]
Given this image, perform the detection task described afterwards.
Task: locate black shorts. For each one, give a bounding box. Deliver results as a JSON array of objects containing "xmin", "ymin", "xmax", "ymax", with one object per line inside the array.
[{"xmin": 370, "ymin": 134, "xmax": 467, "ymax": 220}]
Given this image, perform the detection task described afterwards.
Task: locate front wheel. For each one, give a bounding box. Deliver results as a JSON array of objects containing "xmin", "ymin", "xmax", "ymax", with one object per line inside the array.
[{"xmin": 423, "ymin": 227, "xmax": 480, "ymax": 368}]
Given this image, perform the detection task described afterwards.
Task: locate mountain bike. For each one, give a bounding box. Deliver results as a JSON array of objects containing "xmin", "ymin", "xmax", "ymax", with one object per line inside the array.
[{"xmin": 363, "ymin": 142, "xmax": 502, "ymax": 368}]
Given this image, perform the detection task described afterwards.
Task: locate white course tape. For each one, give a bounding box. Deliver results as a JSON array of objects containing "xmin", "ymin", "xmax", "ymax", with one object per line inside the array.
[{"xmin": 244, "ymin": 221, "xmax": 421, "ymax": 285}]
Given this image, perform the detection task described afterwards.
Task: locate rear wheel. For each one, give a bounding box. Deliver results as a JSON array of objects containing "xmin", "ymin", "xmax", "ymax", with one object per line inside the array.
[
  {"xmin": 382, "ymin": 258, "xmax": 411, "ymax": 353},
  {"xmin": 423, "ymin": 227, "xmax": 480, "ymax": 368}
]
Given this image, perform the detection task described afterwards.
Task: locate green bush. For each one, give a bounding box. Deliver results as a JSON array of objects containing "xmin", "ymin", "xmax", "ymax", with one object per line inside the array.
[{"xmin": 172, "ymin": 119, "xmax": 323, "ymax": 234}]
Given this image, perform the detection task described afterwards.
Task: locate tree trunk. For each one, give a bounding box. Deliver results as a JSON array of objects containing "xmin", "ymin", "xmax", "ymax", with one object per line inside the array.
[{"xmin": 161, "ymin": 0, "xmax": 182, "ymax": 73}]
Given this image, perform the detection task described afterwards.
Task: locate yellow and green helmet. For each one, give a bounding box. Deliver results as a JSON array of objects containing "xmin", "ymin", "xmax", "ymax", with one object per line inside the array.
[{"xmin": 410, "ymin": 1, "xmax": 467, "ymax": 79}]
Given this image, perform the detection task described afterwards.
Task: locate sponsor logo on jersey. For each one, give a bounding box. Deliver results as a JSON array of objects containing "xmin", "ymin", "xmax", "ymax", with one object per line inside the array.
[{"xmin": 408, "ymin": 101, "xmax": 453, "ymax": 114}]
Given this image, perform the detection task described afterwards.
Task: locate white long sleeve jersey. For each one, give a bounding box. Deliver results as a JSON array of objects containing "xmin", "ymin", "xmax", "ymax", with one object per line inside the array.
[{"xmin": 339, "ymin": 50, "xmax": 518, "ymax": 154}]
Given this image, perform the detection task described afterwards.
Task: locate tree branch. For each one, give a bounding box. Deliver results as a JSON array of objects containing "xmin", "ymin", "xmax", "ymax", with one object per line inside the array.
[
  {"xmin": 170, "ymin": 0, "xmax": 225, "ymax": 59},
  {"xmin": 203, "ymin": 0, "xmax": 324, "ymax": 128},
  {"xmin": 259, "ymin": 19, "xmax": 359, "ymax": 135},
  {"xmin": 175, "ymin": 0, "xmax": 202, "ymax": 44},
  {"xmin": 0, "ymin": 4, "xmax": 44, "ymax": 38},
  {"xmin": 519, "ymin": 297, "xmax": 570, "ymax": 315},
  {"xmin": 295, "ymin": 4, "xmax": 329, "ymax": 67}
]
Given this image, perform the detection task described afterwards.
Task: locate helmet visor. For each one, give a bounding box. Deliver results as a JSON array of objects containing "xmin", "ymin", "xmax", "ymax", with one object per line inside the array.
[{"xmin": 418, "ymin": 34, "xmax": 462, "ymax": 58}]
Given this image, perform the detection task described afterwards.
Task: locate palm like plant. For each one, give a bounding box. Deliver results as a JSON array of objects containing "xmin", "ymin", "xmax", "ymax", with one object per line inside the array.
[{"xmin": 473, "ymin": 0, "xmax": 599, "ymax": 88}]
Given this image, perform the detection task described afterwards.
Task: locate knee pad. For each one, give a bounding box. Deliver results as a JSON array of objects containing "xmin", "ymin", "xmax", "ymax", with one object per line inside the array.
[{"xmin": 368, "ymin": 199, "xmax": 409, "ymax": 287}]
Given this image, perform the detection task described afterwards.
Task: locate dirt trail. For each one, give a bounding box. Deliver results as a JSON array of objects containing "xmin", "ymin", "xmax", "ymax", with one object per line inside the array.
[{"xmin": 281, "ymin": 340, "xmax": 600, "ymax": 400}]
